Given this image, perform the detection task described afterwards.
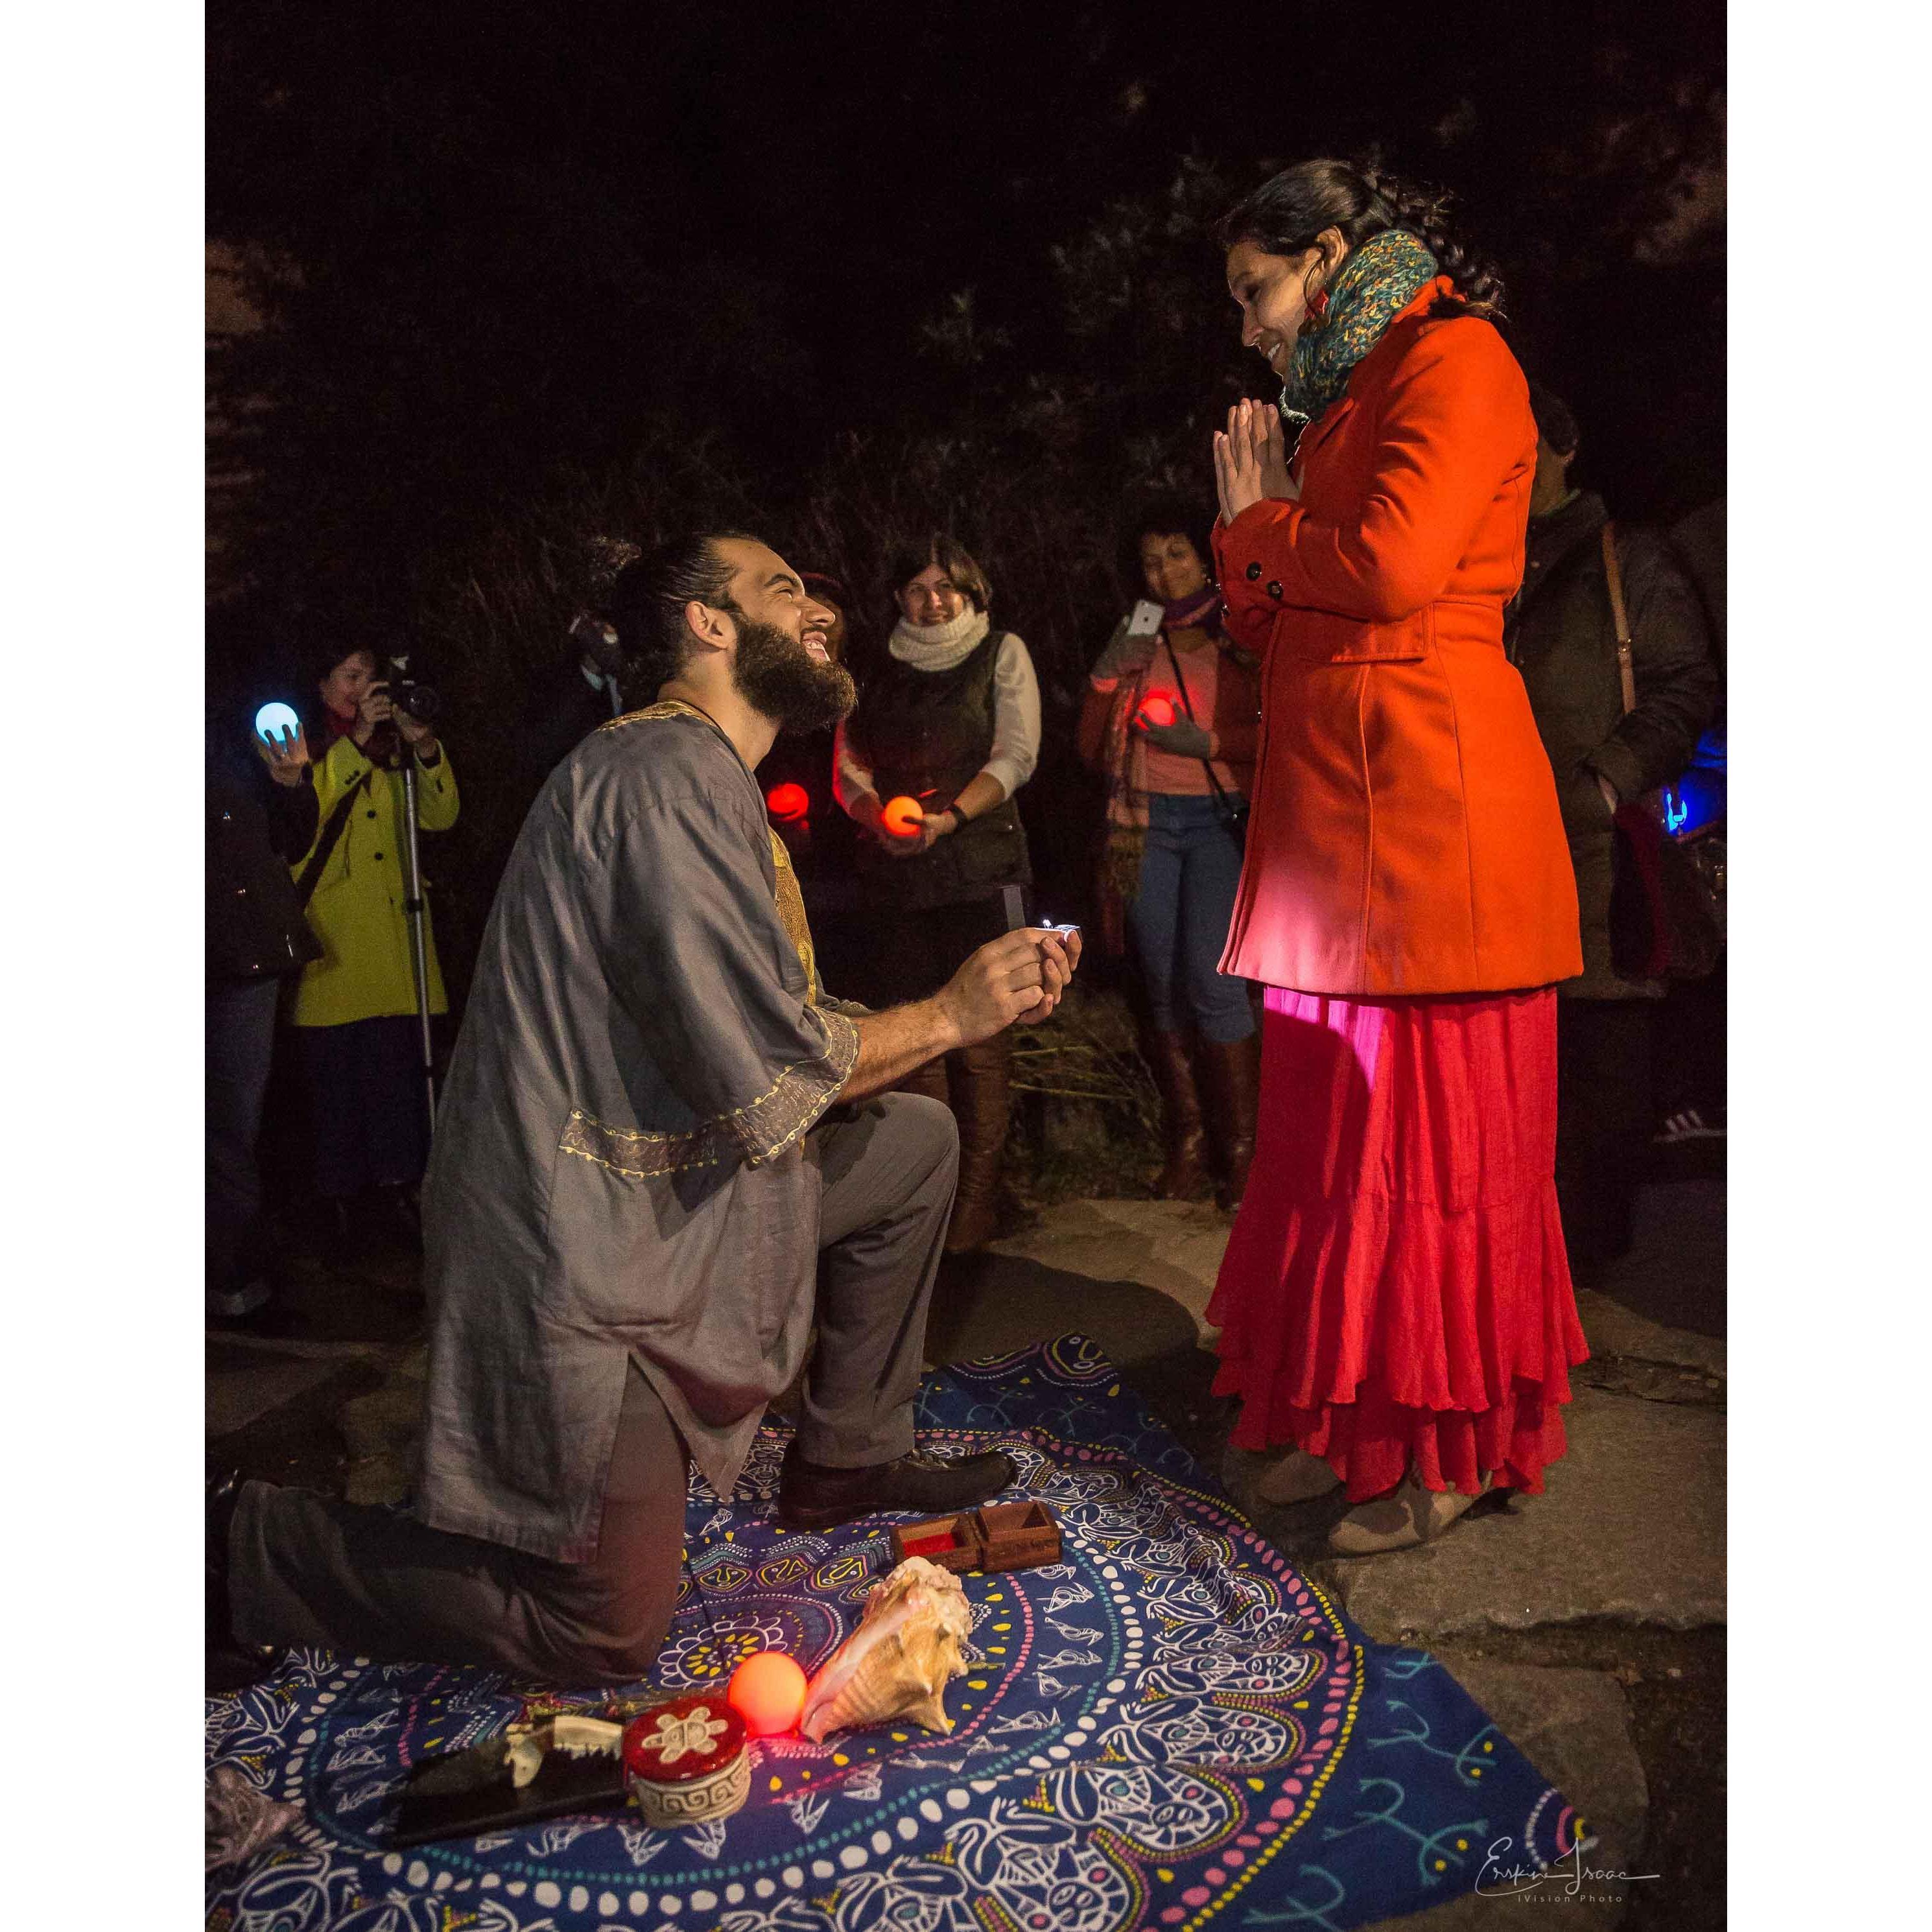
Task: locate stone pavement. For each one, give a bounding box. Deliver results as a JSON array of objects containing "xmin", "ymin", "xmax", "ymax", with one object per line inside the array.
[
  {"xmin": 207, "ymin": 1173, "xmax": 1724, "ymax": 1929},
  {"xmin": 962, "ymin": 1177, "xmax": 1726, "ymax": 1930}
]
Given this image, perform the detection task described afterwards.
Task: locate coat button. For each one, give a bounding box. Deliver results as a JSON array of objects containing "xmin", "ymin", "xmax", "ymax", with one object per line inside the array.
[
  {"xmin": 1267, "ymin": 582, "xmax": 1283, "ymax": 598},
  {"xmin": 235, "ymin": 886, "xmax": 248, "ymax": 897},
  {"xmin": 373, "ymin": 853, "xmax": 383, "ymax": 861},
  {"xmin": 1245, "ymin": 562, "xmax": 1262, "ymax": 581},
  {"xmin": 366, "ymin": 809, "xmax": 377, "ymax": 819}
]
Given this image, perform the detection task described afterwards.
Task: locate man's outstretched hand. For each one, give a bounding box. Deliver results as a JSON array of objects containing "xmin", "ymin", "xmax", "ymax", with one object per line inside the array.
[
  {"xmin": 941, "ymin": 928, "xmax": 1080, "ymax": 1044},
  {"xmin": 841, "ymin": 928, "xmax": 1081, "ymax": 1101}
]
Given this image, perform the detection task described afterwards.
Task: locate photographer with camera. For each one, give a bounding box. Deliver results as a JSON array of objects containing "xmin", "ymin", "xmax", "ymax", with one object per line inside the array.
[{"xmin": 287, "ymin": 646, "xmax": 459, "ymax": 1258}]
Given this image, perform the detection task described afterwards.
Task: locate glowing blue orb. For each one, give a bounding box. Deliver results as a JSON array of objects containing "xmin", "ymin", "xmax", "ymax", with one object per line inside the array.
[{"xmin": 255, "ymin": 701, "xmax": 301, "ymax": 745}]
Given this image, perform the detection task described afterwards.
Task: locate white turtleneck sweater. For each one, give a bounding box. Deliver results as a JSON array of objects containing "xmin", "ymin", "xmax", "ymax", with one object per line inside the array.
[{"xmin": 833, "ymin": 607, "xmax": 1041, "ymax": 814}]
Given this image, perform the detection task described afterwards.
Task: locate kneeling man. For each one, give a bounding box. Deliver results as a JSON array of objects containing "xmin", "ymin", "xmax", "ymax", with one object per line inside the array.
[{"xmin": 213, "ymin": 529, "xmax": 1079, "ymax": 1684}]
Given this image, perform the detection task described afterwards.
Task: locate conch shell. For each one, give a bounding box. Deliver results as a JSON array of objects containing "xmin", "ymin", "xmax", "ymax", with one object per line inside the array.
[{"xmin": 799, "ymin": 1557, "xmax": 974, "ymax": 1742}]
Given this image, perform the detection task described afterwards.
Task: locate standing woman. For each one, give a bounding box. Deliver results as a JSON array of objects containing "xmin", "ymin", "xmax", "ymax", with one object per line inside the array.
[
  {"xmin": 1203, "ymin": 161, "xmax": 1587, "ymax": 1553},
  {"xmin": 289, "ymin": 645, "xmax": 460, "ymax": 1255},
  {"xmin": 1078, "ymin": 501, "xmax": 1263, "ymax": 1208},
  {"xmin": 834, "ymin": 534, "xmax": 1040, "ymax": 1253}
]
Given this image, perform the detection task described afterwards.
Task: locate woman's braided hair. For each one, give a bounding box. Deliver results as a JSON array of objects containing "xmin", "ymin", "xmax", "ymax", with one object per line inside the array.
[{"xmin": 1216, "ymin": 159, "xmax": 1505, "ymax": 321}]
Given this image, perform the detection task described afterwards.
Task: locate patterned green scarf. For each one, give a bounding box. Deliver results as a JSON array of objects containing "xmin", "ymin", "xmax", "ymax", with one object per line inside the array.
[{"xmin": 1279, "ymin": 228, "xmax": 1440, "ymax": 429}]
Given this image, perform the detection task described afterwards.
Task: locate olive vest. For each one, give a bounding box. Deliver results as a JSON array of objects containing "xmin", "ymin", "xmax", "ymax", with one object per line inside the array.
[{"xmin": 849, "ymin": 630, "xmax": 1032, "ymax": 910}]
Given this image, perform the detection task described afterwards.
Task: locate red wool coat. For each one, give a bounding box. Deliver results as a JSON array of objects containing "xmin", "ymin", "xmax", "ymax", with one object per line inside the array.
[{"xmin": 1213, "ymin": 277, "xmax": 1581, "ymax": 996}]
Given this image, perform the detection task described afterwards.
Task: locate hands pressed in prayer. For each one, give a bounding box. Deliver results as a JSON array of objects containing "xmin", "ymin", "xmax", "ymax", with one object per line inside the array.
[{"xmin": 1212, "ymin": 397, "xmax": 1298, "ymax": 524}]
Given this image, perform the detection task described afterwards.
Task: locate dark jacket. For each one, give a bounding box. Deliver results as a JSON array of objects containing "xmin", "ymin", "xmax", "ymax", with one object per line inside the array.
[
  {"xmin": 526, "ymin": 663, "xmax": 621, "ymax": 789},
  {"xmin": 206, "ymin": 722, "xmax": 324, "ymax": 984},
  {"xmin": 1505, "ymin": 490, "xmax": 1719, "ymax": 999},
  {"xmin": 847, "ymin": 631, "xmax": 1032, "ymax": 912},
  {"xmin": 1670, "ymin": 497, "xmax": 1726, "ymax": 773}
]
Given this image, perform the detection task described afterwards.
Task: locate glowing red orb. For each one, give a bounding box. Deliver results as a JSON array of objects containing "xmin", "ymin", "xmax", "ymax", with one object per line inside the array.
[
  {"xmin": 766, "ymin": 782, "xmax": 810, "ymax": 823},
  {"xmin": 1137, "ymin": 693, "xmax": 1177, "ymax": 729},
  {"xmin": 881, "ymin": 795, "xmax": 926, "ymax": 840},
  {"xmin": 727, "ymin": 1651, "xmax": 808, "ymax": 1737}
]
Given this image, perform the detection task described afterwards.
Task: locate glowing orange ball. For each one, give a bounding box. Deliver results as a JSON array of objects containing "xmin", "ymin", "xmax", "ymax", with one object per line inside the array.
[
  {"xmin": 881, "ymin": 795, "xmax": 926, "ymax": 840},
  {"xmin": 727, "ymin": 1650, "xmax": 808, "ymax": 1737},
  {"xmin": 1137, "ymin": 693, "xmax": 1177, "ymax": 729},
  {"xmin": 766, "ymin": 782, "xmax": 810, "ymax": 823}
]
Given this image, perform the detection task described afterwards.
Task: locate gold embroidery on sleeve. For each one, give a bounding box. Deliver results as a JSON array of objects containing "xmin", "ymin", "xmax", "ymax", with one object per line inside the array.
[
  {"xmin": 768, "ymin": 829, "xmax": 821, "ymax": 1006},
  {"xmin": 559, "ymin": 1011, "xmax": 860, "ymax": 1177}
]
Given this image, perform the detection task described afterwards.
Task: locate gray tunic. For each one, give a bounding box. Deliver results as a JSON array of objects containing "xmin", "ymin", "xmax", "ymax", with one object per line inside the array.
[{"xmin": 416, "ymin": 703, "xmax": 860, "ymax": 1562}]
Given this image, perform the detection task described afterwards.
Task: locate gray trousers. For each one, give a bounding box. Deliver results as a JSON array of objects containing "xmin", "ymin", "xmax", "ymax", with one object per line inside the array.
[{"xmin": 229, "ymin": 1092, "xmax": 958, "ymax": 1684}]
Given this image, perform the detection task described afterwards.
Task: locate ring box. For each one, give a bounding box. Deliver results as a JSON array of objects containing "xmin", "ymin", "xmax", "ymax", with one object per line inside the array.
[
  {"xmin": 621, "ymin": 1695, "xmax": 750, "ymax": 1828},
  {"xmin": 889, "ymin": 1500, "xmax": 1061, "ymax": 1575}
]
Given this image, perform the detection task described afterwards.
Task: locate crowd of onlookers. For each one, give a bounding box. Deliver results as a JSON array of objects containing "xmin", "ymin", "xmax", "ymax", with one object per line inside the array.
[{"xmin": 206, "ymin": 385, "xmax": 1725, "ymax": 1325}]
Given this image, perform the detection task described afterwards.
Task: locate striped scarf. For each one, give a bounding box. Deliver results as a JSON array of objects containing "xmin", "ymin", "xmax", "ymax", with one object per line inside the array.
[{"xmin": 1279, "ymin": 228, "xmax": 1439, "ymax": 430}]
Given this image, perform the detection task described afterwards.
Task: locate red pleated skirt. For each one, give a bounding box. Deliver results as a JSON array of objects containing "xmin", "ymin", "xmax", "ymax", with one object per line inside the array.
[{"xmin": 1208, "ymin": 985, "xmax": 1588, "ymax": 1500}]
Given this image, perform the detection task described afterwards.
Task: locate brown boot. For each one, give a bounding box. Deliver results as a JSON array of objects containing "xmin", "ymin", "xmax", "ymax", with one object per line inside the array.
[
  {"xmin": 1140, "ymin": 1026, "xmax": 1210, "ymax": 1200},
  {"xmin": 943, "ymin": 1035, "xmax": 1011, "ymax": 1253},
  {"xmin": 1197, "ymin": 1031, "xmax": 1262, "ymax": 1211}
]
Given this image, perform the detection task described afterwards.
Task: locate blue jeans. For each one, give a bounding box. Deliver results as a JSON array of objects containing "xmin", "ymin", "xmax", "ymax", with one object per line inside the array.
[
  {"xmin": 1127, "ymin": 792, "xmax": 1255, "ymax": 1043},
  {"xmin": 207, "ymin": 976, "xmax": 283, "ymax": 1293}
]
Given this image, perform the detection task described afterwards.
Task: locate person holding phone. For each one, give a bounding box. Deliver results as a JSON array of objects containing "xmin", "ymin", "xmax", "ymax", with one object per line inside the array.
[
  {"xmin": 1077, "ymin": 500, "xmax": 1263, "ymax": 1208},
  {"xmin": 1203, "ymin": 161, "xmax": 1587, "ymax": 1555},
  {"xmin": 285, "ymin": 645, "xmax": 460, "ymax": 1258}
]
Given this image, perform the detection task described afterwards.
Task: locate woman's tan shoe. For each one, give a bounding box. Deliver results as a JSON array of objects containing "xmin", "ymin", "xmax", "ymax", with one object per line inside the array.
[
  {"xmin": 1255, "ymin": 1448, "xmax": 1345, "ymax": 1507},
  {"xmin": 1328, "ymin": 1478, "xmax": 1487, "ymax": 1556}
]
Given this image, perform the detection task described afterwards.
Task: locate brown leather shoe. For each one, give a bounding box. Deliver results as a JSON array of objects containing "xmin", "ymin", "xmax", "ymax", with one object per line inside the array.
[
  {"xmin": 1197, "ymin": 1031, "xmax": 1262, "ymax": 1210},
  {"xmin": 943, "ymin": 1036, "xmax": 1011, "ymax": 1253},
  {"xmin": 776, "ymin": 1444, "xmax": 1019, "ymax": 1532},
  {"xmin": 1140, "ymin": 1026, "xmax": 1210, "ymax": 1200}
]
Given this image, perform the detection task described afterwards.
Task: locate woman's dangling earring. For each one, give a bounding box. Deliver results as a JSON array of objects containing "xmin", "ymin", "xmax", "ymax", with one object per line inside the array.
[{"xmin": 1300, "ymin": 268, "xmax": 1330, "ymax": 338}]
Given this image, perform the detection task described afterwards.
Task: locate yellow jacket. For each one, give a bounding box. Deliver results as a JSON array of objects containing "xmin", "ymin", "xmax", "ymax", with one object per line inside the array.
[{"xmin": 287, "ymin": 733, "xmax": 458, "ymax": 1028}]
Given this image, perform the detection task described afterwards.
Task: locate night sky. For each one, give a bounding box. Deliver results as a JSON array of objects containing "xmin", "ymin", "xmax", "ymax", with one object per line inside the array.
[
  {"xmin": 208, "ymin": 1, "xmax": 1723, "ymax": 557},
  {"xmin": 207, "ymin": 0, "xmax": 1724, "ymax": 926}
]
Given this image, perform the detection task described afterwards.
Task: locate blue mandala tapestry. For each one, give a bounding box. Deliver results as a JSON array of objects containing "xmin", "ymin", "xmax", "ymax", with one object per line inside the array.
[{"xmin": 207, "ymin": 1335, "xmax": 1584, "ymax": 1931}]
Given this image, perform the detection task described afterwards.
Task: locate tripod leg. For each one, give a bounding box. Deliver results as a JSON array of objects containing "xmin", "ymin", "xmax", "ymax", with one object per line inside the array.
[{"xmin": 399, "ymin": 759, "xmax": 438, "ymax": 1134}]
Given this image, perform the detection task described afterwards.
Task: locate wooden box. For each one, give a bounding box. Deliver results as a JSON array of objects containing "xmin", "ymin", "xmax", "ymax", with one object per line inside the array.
[
  {"xmin": 888, "ymin": 1500, "xmax": 1061, "ymax": 1575},
  {"xmin": 973, "ymin": 1500, "xmax": 1061, "ymax": 1572},
  {"xmin": 888, "ymin": 1510, "xmax": 983, "ymax": 1574}
]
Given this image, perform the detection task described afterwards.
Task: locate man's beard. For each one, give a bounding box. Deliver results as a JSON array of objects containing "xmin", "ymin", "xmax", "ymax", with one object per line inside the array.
[{"xmin": 731, "ymin": 614, "xmax": 857, "ymax": 735}]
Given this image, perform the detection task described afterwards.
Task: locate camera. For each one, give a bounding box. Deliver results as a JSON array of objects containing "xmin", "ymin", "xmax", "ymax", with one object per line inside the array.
[{"xmin": 383, "ymin": 655, "xmax": 442, "ymax": 727}]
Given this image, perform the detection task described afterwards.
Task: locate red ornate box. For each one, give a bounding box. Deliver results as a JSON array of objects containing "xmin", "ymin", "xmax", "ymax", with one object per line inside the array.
[{"xmin": 620, "ymin": 1694, "xmax": 750, "ymax": 1826}]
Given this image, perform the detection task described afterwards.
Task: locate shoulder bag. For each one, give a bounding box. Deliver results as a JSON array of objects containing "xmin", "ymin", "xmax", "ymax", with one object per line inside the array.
[
  {"xmin": 1160, "ymin": 635, "xmax": 1249, "ymax": 842},
  {"xmin": 294, "ymin": 766, "xmax": 375, "ymax": 911}
]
